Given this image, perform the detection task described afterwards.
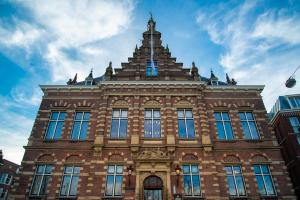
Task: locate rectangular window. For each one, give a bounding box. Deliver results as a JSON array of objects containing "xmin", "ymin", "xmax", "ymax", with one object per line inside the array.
[
  {"xmin": 182, "ymin": 164, "xmax": 201, "ymax": 196},
  {"xmin": 224, "ymin": 166, "xmax": 246, "ymax": 197},
  {"xmin": 30, "ymin": 165, "xmax": 53, "ymax": 196},
  {"xmin": 0, "ymin": 173, "xmax": 12, "ymax": 185},
  {"xmin": 60, "ymin": 166, "xmax": 80, "ymax": 197},
  {"xmin": 239, "ymin": 112, "xmax": 260, "ymax": 139},
  {"xmin": 45, "ymin": 111, "xmax": 66, "ymax": 140},
  {"xmin": 144, "ymin": 109, "xmax": 161, "ymax": 138},
  {"xmin": 253, "ymin": 165, "xmax": 276, "ymax": 196},
  {"xmin": 178, "ymin": 109, "xmax": 195, "ymax": 139},
  {"xmin": 0, "ymin": 188, "xmax": 7, "ymax": 200},
  {"xmin": 105, "ymin": 165, "xmax": 123, "ymax": 197},
  {"xmin": 214, "ymin": 112, "xmax": 234, "ymax": 140},
  {"xmin": 110, "ymin": 109, "xmax": 128, "ymax": 138},
  {"xmin": 146, "ymin": 61, "xmax": 158, "ymax": 77},
  {"xmin": 289, "ymin": 117, "xmax": 300, "ymax": 144},
  {"xmin": 71, "ymin": 111, "xmax": 90, "ymax": 140}
]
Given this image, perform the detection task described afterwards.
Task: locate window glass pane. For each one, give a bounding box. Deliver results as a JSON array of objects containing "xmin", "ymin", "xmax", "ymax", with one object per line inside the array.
[
  {"xmin": 75, "ymin": 112, "xmax": 83, "ymax": 120},
  {"xmin": 227, "ymin": 176, "xmax": 237, "ymax": 196},
  {"xmin": 121, "ymin": 110, "xmax": 128, "ymax": 117},
  {"xmin": 73, "ymin": 167, "xmax": 80, "ymax": 174},
  {"xmin": 144, "ymin": 119, "xmax": 152, "ymax": 137},
  {"xmin": 37, "ymin": 165, "xmax": 45, "ymax": 174},
  {"xmin": 177, "ymin": 110, "xmax": 184, "ymax": 118},
  {"xmin": 224, "ymin": 122, "xmax": 234, "ymax": 139},
  {"xmin": 115, "ymin": 175, "xmax": 123, "ymax": 196},
  {"xmin": 264, "ymin": 176, "xmax": 276, "ymax": 195},
  {"xmin": 183, "ymin": 175, "xmax": 192, "ymax": 195},
  {"xmin": 224, "ymin": 167, "xmax": 232, "ymax": 175},
  {"xmin": 45, "ymin": 166, "xmax": 53, "ymax": 174},
  {"xmin": 153, "ymin": 110, "xmax": 160, "ymax": 118},
  {"xmin": 31, "ymin": 175, "xmax": 42, "ymax": 195},
  {"xmin": 236, "ymin": 176, "xmax": 246, "ymax": 196},
  {"xmin": 214, "ymin": 113, "xmax": 222, "ymax": 120},
  {"xmin": 192, "ymin": 175, "xmax": 201, "ymax": 196},
  {"xmin": 116, "ymin": 166, "xmax": 123, "ymax": 174},
  {"xmin": 71, "ymin": 122, "xmax": 81, "ymax": 139},
  {"xmin": 153, "ymin": 120, "xmax": 161, "ymax": 138},
  {"xmin": 108, "ymin": 166, "xmax": 115, "ymax": 174},
  {"xmin": 178, "ymin": 119, "xmax": 186, "ymax": 138},
  {"xmin": 83, "ymin": 112, "xmax": 90, "ymax": 120},
  {"xmin": 51, "ymin": 112, "xmax": 59, "ymax": 120},
  {"xmin": 241, "ymin": 122, "xmax": 251, "ymax": 139},
  {"xmin": 191, "ymin": 165, "xmax": 198, "ymax": 174},
  {"xmin": 119, "ymin": 119, "xmax": 128, "ymax": 137},
  {"xmin": 239, "ymin": 112, "xmax": 246, "ymax": 120},
  {"xmin": 113, "ymin": 110, "xmax": 120, "ymax": 118},
  {"xmin": 40, "ymin": 176, "xmax": 51, "ymax": 195},
  {"xmin": 222, "ymin": 112, "xmax": 229, "ymax": 120},
  {"xmin": 260, "ymin": 165, "xmax": 269, "ymax": 174},
  {"xmin": 65, "ymin": 167, "xmax": 73, "ymax": 174},
  {"xmin": 185, "ymin": 110, "xmax": 193, "ymax": 118},
  {"xmin": 216, "ymin": 122, "xmax": 225, "ymax": 139},
  {"xmin": 186, "ymin": 119, "xmax": 195, "ymax": 138},
  {"xmin": 253, "ymin": 165, "xmax": 261, "ymax": 174},
  {"xmin": 54, "ymin": 121, "xmax": 63, "ymax": 139},
  {"xmin": 60, "ymin": 176, "xmax": 71, "ymax": 196},
  {"xmin": 58, "ymin": 112, "xmax": 66, "ymax": 120},
  {"xmin": 145, "ymin": 110, "xmax": 152, "ymax": 118},
  {"xmin": 183, "ymin": 165, "xmax": 190, "ymax": 174},
  {"xmin": 255, "ymin": 176, "xmax": 267, "ymax": 195},
  {"xmin": 46, "ymin": 122, "xmax": 56, "ymax": 139},
  {"xmin": 110, "ymin": 119, "xmax": 119, "ymax": 138},
  {"xmin": 249, "ymin": 122, "xmax": 259, "ymax": 139},
  {"xmin": 69, "ymin": 176, "xmax": 79, "ymax": 196},
  {"xmin": 105, "ymin": 175, "xmax": 114, "ymax": 196},
  {"xmin": 246, "ymin": 112, "xmax": 254, "ymax": 120},
  {"xmin": 79, "ymin": 122, "xmax": 88, "ymax": 140},
  {"xmin": 233, "ymin": 166, "xmax": 241, "ymax": 174}
]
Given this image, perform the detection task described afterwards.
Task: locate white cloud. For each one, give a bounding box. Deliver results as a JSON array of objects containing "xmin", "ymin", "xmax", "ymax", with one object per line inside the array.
[{"xmin": 196, "ymin": 1, "xmax": 300, "ymax": 110}]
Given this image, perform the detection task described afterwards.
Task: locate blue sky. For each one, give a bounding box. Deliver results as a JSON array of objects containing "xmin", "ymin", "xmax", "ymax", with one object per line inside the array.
[{"xmin": 0, "ymin": 0, "xmax": 300, "ymax": 163}]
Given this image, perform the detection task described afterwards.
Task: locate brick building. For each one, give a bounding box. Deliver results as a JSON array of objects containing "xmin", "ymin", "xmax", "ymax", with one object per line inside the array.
[
  {"xmin": 0, "ymin": 151, "xmax": 20, "ymax": 200},
  {"xmin": 269, "ymin": 94, "xmax": 300, "ymax": 199},
  {"xmin": 12, "ymin": 17, "xmax": 296, "ymax": 199}
]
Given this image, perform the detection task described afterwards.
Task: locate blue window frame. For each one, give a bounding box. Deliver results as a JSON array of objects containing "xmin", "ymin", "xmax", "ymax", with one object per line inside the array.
[
  {"xmin": 289, "ymin": 117, "xmax": 300, "ymax": 144},
  {"xmin": 105, "ymin": 165, "xmax": 123, "ymax": 197},
  {"xmin": 110, "ymin": 109, "xmax": 128, "ymax": 138},
  {"xmin": 144, "ymin": 109, "xmax": 161, "ymax": 138},
  {"xmin": 45, "ymin": 111, "xmax": 66, "ymax": 140},
  {"xmin": 253, "ymin": 165, "xmax": 276, "ymax": 196},
  {"xmin": 177, "ymin": 109, "xmax": 195, "ymax": 139},
  {"xmin": 214, "ymin": 112, "xmax": 234, "ymax": 140},
  {"xmin": 71, "ymin": 111, "xmax": 90, "ymax": 140},
  {"xmin": 60, "ymin": 166, "xmax": 80, "ymax": 197},
  {"xmin": 239, "ymin": 112, "xmax": 260, "ymax": 139},
  {"xmin": 182, "ymin": 164, "xmax": 201, "ymax": 196},
  {"xmin": 146, "ymin": 61, "xmax": 158, "ymax": 77},
  {"xmin": 224, "ymin": 166, "xmax": 246, "ymax": 197},
  {"xmin": 30, "ymin": 165, "xmax": 53, "ymax": 196}
]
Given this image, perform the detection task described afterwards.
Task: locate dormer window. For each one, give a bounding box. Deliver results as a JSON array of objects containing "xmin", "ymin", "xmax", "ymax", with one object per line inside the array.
[
  {"xmin": 85, "ymin": 80, "xmax": 93, "ymax": 85},
  {"xmin": 211, "ymin": 79, "xmax": 218, "ymax": 85},
  {"xmin": 146, "ymin": 61, "xmax": 158, "ymax": 77}
]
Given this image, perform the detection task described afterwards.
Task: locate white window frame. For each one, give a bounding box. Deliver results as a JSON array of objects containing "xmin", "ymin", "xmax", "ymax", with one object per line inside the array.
[
  {"xmin": 105, "ymin": 165, "xmax": 123, "ymax": 197},
  {"xmin": 0, "ymin": 173, "xmax": 12, "ymax": 185},
  {"xmin": 182, "ymin": 164, "xmax": 201, "ymax": 197},
  {"xmin": 59, "ymin": 166, "xmax": 80, "ymax": 197},
  {"xmin": 29, "ymin": 165, "xmax": 53, "ymax": 196},
  {"xmin": 224, "ymin": 165, "xmax": 247, "ymax": 197},
  {"xmin": 253, "ymin": 165, "xmax": 277, "ymax": 196},
  {"xmin": 239, "ymin": 111, "xmax": 260, "ymax": 139},
  {"xmin": 110, "ymin": 109, "xmax": 128, "ymax": 138},
  {"xmin": 71, "ymin": 111, "xmax": 90, "ymax": 140},
  {"xmin": 0, "ymin": 188, "xmax": 8, "ymax": 200},
  {"xmin": 177, "ymin": 109, "xmax": 195, "ymax": 139},
  {"xmin": 44, "ymin": 111, "xmax": 65, "ymax": 140},
  {"xmin": 214, "ymin": 111, "xmax": 234, "ymax": 140},
  {"xmin": 144, "ymin": 109, "xmax": 161, "ymax": 138}
]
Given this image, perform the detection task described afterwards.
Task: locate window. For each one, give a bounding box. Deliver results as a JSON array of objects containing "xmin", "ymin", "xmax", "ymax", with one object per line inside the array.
[
  {"xmin": 224, "ymin": 166, "xmax": 246, "ymax": 197},
  {"xmin": 30, "ymin": 165, "xmax": 53, "ymax": 196},
  {"xmin": 45, "ymin": 111, "xmax": 66, "ymax": 140},
  {"xmin": 289, "ymin": 117, "xmax": 300, "ymax": 144},
  {"xmin": 110, "ymin": 109, "xmax": 128, "ymax": 138},
  {"xmin": 60, "ymin": 166, "xmax": 80, "ymax": 197},
  {"xmin": 71, "ymin": 111, "xmax": 90, "ymax": 140},
  {"xmin": 239, "ymin": 112, "xmax": 260, "ymax": 139},
  {"xmin": 253, "ymin": 165, "xmax": 276, "ymax": 196},
  {"xmin": 178, "ymin": 109, "xmax": 195, "ymax": 139},
  {"xmin": 0, "ymin": 173, "xmax": 12, "ymax": 185},
  {"xmin": 0, "ymin": 188, "xmax": 7, "ymax": 200},
  {"xmin": 85, "ymin": 80, "xmax": 93, "ymax": 85},
  {"xmin": 144, "ymin": 109, "xmax": 161, "ymax": 138},
  {"xmin": 146, "ymin": 61, "xmax": 158, "ymax": 77},
  {"xmin": 214, "ymin": 112, "xmax": 234, "ymax": 140},
  {"xmin": 182, "ymin": 164, "xmax": 201, "ymax": 196},
  {"xmin": 105, "ymin": 165, "xmax": 123, "ymax": 197},
  {"xmin": 289, "ymin": 97, "xmax": 300, "ymax": 108}
]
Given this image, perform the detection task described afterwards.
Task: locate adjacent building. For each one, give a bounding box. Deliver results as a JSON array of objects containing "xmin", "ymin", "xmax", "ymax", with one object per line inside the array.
[
  {"xmin": 269, "ymin": 94, "xmax": 300, "ymax": 199},
  {"xmin": 0, "ymin": 151, "xmax": 20, "ymax": 200},
  {"xmin": 12, "ymin": 17, "xmax": 296, "ymax": 199}
]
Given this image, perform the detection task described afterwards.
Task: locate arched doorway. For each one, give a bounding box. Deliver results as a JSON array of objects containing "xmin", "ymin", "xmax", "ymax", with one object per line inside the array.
[{"xmin": 143, "ymin": 175, "xmax": 163, "ymax": 200}]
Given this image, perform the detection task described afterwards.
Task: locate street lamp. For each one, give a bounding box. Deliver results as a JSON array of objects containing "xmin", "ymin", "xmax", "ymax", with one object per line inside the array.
[
  {"xmin": 175, "ymin": 165, "xmax": 182, "ymax": 186},
  {"xmin": 127, "ymin": 165, "xmax": 134, "ymax": 187}
]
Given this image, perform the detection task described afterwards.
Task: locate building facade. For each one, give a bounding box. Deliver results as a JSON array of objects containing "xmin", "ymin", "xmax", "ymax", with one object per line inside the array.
[
  {"xmin": 0, "ymin": 151, "xmax": 20, "ymax": 200},
  {"xmin": 269, "ymin": 95, "xmax": 300, "ymax": 199},
  {"xmin": 12, "ymin": 18, "xmax": 296, "ymax": 200}
]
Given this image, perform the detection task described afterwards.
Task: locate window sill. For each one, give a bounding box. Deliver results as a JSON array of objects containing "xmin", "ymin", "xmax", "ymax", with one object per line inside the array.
[
  {"xmin": 57, "ymin": 197, "xmax": 77, "ymax": 200},
  {"xmin": 217, "ymin": 139, "xmax": 237, "ymax": 143},
  {"xmin": 229, "ymin": 196, "xmax": 249, "ymax": 200},
  {"xmin": 183, "ymin": 196, "xmax": 205, "ymax": 200},
  {"xmin": 102, "ymin": 196, "xmax": 123, "ymax": 200},
  {"xmin": 244, "ymin": 139, "xmax": 262, "ymax": 143},
  {"xmin": 259, "ymin": 195, "xmax": 278, "ymax": 200}
]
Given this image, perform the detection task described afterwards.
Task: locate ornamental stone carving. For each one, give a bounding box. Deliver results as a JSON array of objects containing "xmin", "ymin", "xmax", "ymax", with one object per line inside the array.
[{"xmin": 137, "ymin": 149, "xmax": 170, "ymax": 160}]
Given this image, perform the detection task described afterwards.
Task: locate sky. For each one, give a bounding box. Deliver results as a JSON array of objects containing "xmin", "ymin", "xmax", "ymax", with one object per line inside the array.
[{"xmin": 0, "ymin": 0, "xmax": 300, "ymax": 164}]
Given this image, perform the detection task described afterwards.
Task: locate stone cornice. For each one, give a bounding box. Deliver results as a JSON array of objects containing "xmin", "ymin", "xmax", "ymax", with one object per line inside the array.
[{"xmin": 269, "ymin": 109, "xmax": 300, "ymax": 125}]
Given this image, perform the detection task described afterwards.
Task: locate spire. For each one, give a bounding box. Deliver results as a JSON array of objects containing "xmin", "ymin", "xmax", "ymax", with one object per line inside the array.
[
  {"xmin": 67, "ymin": 73, "xmax": 77, "ymax": 85},
  {"xmin": 105, "ymin": 61, "xmax": 113, "ymax": 80},
  {"xmin": 210, "ymin": 69, "xmax": 217, "ymax": 79},
  {"xmin": 88, "ymin": 68, "xmax": 93, "ymax": 78},
  {"xmin": 191, "ymin": 62, "xmax": 200, "ymax": 81},
  {"xmin": 166, "ymin": 44, "xmax": 169, "ymax": 53},
  {"xmin": 226, "ymin": 73, "xmax": 231, "ymax": 84},
  {"xmin": 85, "ymin": 69, "xmax": 94, "ymax": 85},
  {"xmin": 210, "ymin": 69, "xmax": 218, "ymax": 85},
  {"xmin": 147, "ymin": 12, "xmax": 156, "ymax": 31}
]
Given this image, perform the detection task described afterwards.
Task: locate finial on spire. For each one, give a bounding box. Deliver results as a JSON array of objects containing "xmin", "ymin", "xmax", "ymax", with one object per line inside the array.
[
  {"xmin": 147, "ymin": 12, "xmax": 156, "ymax": 31},
  {"xmin": 149, "ymin": 12, "xmax": 153, "ymax": 20},
  {"xmin": 88, "ymin": 68, "xmax": 93, "ymax": 78},
  {"xmin": 166, "ymin": 44, "xmax": 169, "ymax": 52}
]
